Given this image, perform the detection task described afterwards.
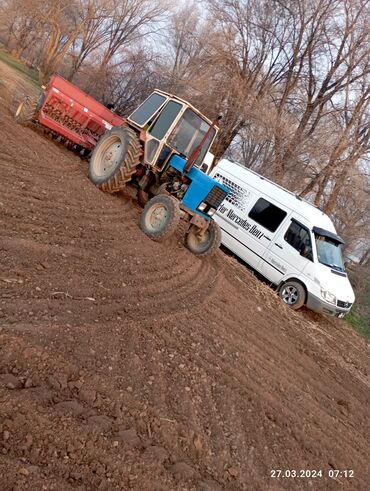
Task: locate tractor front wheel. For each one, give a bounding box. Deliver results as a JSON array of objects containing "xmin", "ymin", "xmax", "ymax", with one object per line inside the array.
[
  {"xmin": 185, "ymin": 220, "xmax": 221, "ymax": 256},
  {"xmin": 140, "ymin": 195, "xmax": 180, "ymax": 241}
]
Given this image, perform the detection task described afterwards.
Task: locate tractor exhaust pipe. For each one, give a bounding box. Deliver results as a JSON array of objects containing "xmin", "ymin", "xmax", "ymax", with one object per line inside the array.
[{"xmin": 183, "ymin": 115, "xmax": 222, "ymax": 175}]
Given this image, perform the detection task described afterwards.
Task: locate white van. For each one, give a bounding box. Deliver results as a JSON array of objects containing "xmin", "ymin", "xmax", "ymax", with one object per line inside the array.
[{"xmin": 210, "ymin": 159, "xmax": 355, "ymax": 317}]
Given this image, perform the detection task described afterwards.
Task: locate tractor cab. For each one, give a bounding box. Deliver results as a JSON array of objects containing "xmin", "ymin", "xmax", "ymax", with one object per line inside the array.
[{"xmin": 127, "ymin": 90, "xmax": 217, "ymax": 172}]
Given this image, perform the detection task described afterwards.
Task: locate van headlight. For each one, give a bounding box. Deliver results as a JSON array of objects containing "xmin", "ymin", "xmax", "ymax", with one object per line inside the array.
[{"xmin": 320, "ymin": 288, "xmax": 336, "ymax": 305}]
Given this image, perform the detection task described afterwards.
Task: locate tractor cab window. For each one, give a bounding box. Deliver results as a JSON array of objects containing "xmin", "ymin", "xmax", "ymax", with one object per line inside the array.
[
  {"xmin": 149, "ymin": 101, "xmax": 182, "ymax": 140},
  {"xmin": 129, "ymin": 93, "xmax": 167, "ymax": 127},
  {"xmin": 167, "ymin": 109, "xmax": 215, "ymax": 166}
]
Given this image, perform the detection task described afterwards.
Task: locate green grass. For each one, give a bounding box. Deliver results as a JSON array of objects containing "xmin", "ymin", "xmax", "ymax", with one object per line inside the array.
[
  {"xmin": 0, "ymin": 49, "xmax": 40, "ymax": 88},
  {"xmin": 346, "ymin": 308, "xmax": 370, "ymax": 340}
]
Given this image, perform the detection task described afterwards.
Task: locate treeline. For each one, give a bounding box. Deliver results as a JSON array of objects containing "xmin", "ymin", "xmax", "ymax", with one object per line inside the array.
[{"xmin": 0, "ymin": 0, "xmax": 369, "ymax": 262}]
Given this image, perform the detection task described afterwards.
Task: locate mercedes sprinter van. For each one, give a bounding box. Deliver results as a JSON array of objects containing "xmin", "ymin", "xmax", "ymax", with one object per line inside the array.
[{"xmin": 210, "ymin": 159, "xmax": 355, "ymax": 317}]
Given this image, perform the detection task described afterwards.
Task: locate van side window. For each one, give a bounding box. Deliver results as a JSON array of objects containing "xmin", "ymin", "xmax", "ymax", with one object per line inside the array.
[
  {"xmin": 284, "ymin": 221, "xmax": 313, "ymax": 261},
  {"xmin": 248, "ymin": 198, "xmax": 287, "ymax": 232}
]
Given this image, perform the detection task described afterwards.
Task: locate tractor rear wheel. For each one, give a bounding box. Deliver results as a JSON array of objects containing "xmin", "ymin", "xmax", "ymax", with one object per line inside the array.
[
  {"xmin": 185, "ymin": 220, "xmax": 221, "ymax": 256},
  {"xmin": 140, "ymin": 195, "xmax": 180, "ymax": 241},
  {"xmin": 88, "ymin": 126, "xmax": 141, "ymax": 193},
  {"xmin": 14, "ymin": 95, "xmax": 38, "ymax": 125}
]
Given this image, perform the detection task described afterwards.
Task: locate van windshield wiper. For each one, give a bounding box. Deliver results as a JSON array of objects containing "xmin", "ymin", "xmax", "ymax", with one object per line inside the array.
[
  {"xmin": 319, "ymin": 260, "xmax": 332, "ymax": 268},
  {"xmin": 320, "ymin": 260, "xmax": 343, "ymax": 272}
]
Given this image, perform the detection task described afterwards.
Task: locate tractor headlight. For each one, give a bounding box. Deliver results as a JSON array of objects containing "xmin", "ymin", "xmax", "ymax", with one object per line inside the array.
[
  {"xmin": 320, "ymin": 288, "xmax": 336, "ymax": 305},
  {"xmin": 198, "ymin": 202, "xmax": 207, "ymax": 211},
  {"xmin": 208, "ymin": 208, "xmax": 216, "ymax": 216}
]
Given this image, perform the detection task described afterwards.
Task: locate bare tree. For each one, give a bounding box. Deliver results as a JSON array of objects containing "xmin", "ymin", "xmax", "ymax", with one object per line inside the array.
[
  {"xmin": 0, "ymin": 0, "xmax": 44, "ymax": 56},
  {"xmin": 36, "ymin": 0, "xmax": 89, "ymax": 84},
  {"xmin": 67, "ymin": 0, "xmax": 112, "ymax": 81},
  {"xmin": 300, "ymin": 81, "xmax": 370, "ymax": 211},
  {"xmin": 99, "ymin": 0, "xmax": 167, "ymax": 69},
  {"xmin": 157, "ymin": 3, "xmax": 207, "ymax": 92},
  {"xmin": 78, "ymin": 42, "xmax": 158, "ymax": 111}
]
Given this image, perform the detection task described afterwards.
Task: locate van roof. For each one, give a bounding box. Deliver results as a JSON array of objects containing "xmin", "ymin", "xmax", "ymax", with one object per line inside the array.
[{"xmin": 215, "ymin": 159, "xmax": 337, "ymax": 233}]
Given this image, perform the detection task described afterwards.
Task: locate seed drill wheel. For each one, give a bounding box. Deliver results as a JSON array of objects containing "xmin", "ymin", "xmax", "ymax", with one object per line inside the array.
[
  {"xmin": 14, "ymin": 95, "xmax": 39, "ymax": 125},
  {"xmin": 88, "ymin": 126, "xmax": 141, "ymax": 193},
  {"xmin": 185, "ymin": 220, "xmax": 222, "ymax": 256},
  {"xmin": 140, "ymin": 195, "xmax": 180, "ymax": 241}
]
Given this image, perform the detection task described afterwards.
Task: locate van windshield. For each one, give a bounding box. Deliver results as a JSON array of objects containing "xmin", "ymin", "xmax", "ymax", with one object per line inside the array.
[{"xmin": 314, "ymin": 234, "xmax": 344, "ymax": 272}]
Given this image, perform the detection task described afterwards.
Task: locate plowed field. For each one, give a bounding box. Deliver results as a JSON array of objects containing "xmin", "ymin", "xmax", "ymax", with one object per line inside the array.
[{"xmin": 0, "ymin": 60, "xmax": 369, "ymax": 491}]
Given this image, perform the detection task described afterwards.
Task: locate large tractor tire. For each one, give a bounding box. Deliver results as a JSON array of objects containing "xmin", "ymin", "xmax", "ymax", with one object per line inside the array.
[
  {"xmin": 185, "ymin": 220, "xmax": 222, "ymax": 256},
  {"xmin": 140, "ymin": 195, "xmax": 180, "ymax": 241},
  {"xmin": 14, "ymin": 95, "xmax": 39, "ymax": 125},
  {"xmin": 88, "ymin": 126, "xmax": 141, "ymax": 193}
]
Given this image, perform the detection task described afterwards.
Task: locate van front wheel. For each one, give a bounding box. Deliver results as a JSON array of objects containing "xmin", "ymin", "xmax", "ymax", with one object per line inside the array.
[{"xmin": 278, "ymin": 281, "xmax": 306, "ymax": 310}]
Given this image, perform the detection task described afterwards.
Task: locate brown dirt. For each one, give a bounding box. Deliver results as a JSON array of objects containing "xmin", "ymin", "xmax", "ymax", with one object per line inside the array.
[{"xmin": 0, "ymin": 59, "xmax": 369, "ymax": 491}]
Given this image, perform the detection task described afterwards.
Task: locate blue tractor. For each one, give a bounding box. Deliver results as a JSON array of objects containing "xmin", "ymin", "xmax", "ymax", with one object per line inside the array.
[{"xmin": 88, "ymin": 90, "xmax": 229, "ymax": 256}]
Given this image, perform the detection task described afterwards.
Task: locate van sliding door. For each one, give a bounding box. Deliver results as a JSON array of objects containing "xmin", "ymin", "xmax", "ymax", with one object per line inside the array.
[{"xmin": 213, "ymin": 178, "xmax": 266, "ymax": 270}]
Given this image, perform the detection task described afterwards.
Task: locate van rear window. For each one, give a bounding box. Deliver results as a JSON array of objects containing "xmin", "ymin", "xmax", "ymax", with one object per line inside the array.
[{"xmin": 248, "ymin": 198, "xmax": 287, "ymax": 232}]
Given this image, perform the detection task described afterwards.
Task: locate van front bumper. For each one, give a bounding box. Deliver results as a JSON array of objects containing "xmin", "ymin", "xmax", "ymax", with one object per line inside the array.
[{"xmin": 306, "ymin": 292, "xmax": 352, "ymax": 318}]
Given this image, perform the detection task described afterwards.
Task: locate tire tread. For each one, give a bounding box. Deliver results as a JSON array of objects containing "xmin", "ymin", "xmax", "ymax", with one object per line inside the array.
[
  {"xmin": 140, "ymin": 195, "xmax": 180, "ymax": 241},
  {"xmin": 90, "ymin": 126, "xmax": 141, "ymax": 193},
  {"xmin": 14, "ymin": 95, "xmax": 38, "ymax": 125},
  {"xmin": 186, "ymin": 220, "xmax": 221, "ymax": 256}
]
